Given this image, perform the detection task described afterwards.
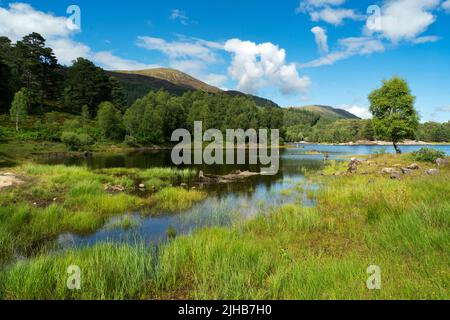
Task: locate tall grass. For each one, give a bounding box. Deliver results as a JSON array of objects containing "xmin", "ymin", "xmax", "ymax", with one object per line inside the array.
[{"xmin": 1, "ymin": 155, "xmax": 449, "ymax": 299}]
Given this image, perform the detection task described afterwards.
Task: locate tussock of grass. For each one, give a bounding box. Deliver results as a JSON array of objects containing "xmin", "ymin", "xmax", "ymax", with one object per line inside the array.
[
  {"xmin": 0, "ymin": 243, "xmax": 154, "ymax": 300},
  {"xmin": 149, "ymin": 187, "xmax": 207, "ymax": 212}
]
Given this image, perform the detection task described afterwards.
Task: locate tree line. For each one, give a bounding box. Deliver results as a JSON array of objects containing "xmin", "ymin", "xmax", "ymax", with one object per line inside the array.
[{"xmin": 1, "ymin": 33, "xmax": 449, "ymax": 149}]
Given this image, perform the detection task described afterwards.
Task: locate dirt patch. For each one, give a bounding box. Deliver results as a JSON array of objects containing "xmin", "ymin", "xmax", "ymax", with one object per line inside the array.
[{"xmin": 0, "ymin": 172, "xmax": 24, "ymax": 189}]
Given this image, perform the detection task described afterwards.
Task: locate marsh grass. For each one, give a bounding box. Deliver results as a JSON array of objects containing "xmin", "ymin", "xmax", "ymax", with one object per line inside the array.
[
  {"xmin": 149, "ymin": 187, "xmax": 207, "ymax": 212},
  {"xmin": 0, "ymin": 164, "xmax": 200, "ymax": 262},
  {"xmin": 1, "ymin": 155, "xmax": 449, "ymax": 299}
]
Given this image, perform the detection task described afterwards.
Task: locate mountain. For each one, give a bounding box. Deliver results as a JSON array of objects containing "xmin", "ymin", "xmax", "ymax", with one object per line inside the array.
[
  {"xmin": 116, "ymin": 68, "xmax": 221, "ymax": 93},
  {"xmin": 108, "ymin": 68, "xmax": 280, "ymax": 108},
  {"xmin": 290, "ymin": 105, "xmax": 360, "ymax": 119}
]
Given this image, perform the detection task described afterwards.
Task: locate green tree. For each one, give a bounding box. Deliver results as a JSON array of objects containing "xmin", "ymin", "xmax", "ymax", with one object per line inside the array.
[
  {"xmin": 97, "ymin": 102, "xmax": 124, "ymax": 141},
  {"xmin": 10, "ymin": 88, "xmax": 28, "ymax": 131},
  {"xmin": 62, "ymin": 58, "xmax": 112, "ymax": 115},
  {"xmin": 15, "ymin": 33, "xmax": 61, "ymax": 110},
  {"xmin": 109, "ymin": 76, "xmax": 127, "ymax": 112},
  {"xmin": 369, "ymin": 77, "xmax": 419, "ymax": 154}
]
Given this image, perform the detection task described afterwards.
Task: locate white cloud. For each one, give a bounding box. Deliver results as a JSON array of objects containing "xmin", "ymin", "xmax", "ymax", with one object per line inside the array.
[
  {"xmin": 92, "ymin": 51, "xmax": 158, "ymax": 71},
  {"xmin": 442, "ymin": 0, "xmax": 450, "ymax": 12},
  {"xmin": 311, "ymin": 26, "xmax": 328, "ymax": 54},
  {"xmin": 297, "ymin": 0, "xmax": 363, "ymax": 25},
  {"xmin": 340, "ymin": 105, "xmax": 372, "ymax": 119},
  {"xmin": 0, "ymin": 3, "xmax": 152, "ymax": 70},
  {"xmin": 412, "ymin": 35, "xmax": 441, "ymax": 44},
  {"xmin": 297, "ymin": 0, "xmax": 346, "ymax": 12},
  {"xmin": 366, "ymin": 0, "xmax": 441, "ymax": 43},
  {"xmin": 170, "ymin": 9, "xmax": 189, "ymax": 25},
  {"xmin": 0, "ymin": 3, "xmax": 74, "ymax": 41},
  {"xmin": 301, "ymin": 36, "xmax": 384, "ymax": 68},
  {"xmin": 310, "ymin": 7, "xmax": 364, "ymax": 25},
  {"xmin": 136, "ymin": 36, "xmax": 221, "ymax": 63},
  {"xmin": 224, "ymin": 39, "xmax": 311, "ymax": 95}
]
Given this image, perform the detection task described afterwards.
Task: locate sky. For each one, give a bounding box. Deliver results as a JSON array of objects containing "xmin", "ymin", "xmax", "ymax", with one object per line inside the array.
[{"xmin": 0, "ymin": 0, "xmax": 449, "ymax": 122}]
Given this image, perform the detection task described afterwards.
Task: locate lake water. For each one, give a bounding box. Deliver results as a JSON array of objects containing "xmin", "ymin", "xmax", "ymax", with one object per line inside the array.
[{"xmin": 47, "ymin": 144, "xmax": 449, "ymax": 250}]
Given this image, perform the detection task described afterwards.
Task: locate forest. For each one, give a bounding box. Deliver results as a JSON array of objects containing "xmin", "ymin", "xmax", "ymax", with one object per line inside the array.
[{"xmin": 1, "ymin": 32, "xmax": 449, "ymax": 151}]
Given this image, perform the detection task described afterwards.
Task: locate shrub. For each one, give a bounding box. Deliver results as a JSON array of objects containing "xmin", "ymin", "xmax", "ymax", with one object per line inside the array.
[
  {"xmin": 411, "ymin": 148, "xmax": 446, "ymax": 163},
  {"xmin": 61, "ymin": 131, "xmax": 94, "ymax": 151},
  {"xmin": 124, "ymin": 135, "xmax": 140, "ymax": 148}
]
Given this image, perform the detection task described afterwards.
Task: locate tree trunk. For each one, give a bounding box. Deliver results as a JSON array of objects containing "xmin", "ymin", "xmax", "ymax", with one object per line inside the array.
[
  {"xmin": 15, "ymin": 112, "xmax": 19, "ymax": 132},
  {"xmin": 393, "ymin": 141, "xmax": 402, "ymax": 154}
]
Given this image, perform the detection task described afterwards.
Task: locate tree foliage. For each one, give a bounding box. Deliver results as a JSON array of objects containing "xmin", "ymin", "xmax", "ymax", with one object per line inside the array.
[
  {"xmin": 10, "ymin": 88, "xmax": 28, "ymax": 131},
  {"xmin": 369, "ymin": 77, "xmax": 419, "ymax": 153}
]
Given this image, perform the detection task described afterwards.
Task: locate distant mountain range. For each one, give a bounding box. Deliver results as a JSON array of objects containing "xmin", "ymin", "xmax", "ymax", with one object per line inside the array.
[
  {"xmin": 109, "ymin": 68, "xmax": 359, "ymax": 119},
  {"xmin": 288, "ymin": 105, "xmax": 360, "ymax": 120},
  {"xmin": 108, "ymin": 68, "xmax": 279, "ymax": 108}
]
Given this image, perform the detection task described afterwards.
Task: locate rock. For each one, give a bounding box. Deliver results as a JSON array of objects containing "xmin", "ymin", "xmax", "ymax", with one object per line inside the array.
[
  {"xmin": 348, "ymin": 158, "xmax": 362, "ymax": 173},
  {"xmin": 390, "ymin": 172, "xmax": 401, "ymax": 180},
  {"xmin": 436, "ymin": 158, "xmax": 448, "ymax": 166},
  {"xmin": 180, "ymin": 183, "xmax": 187, "ymax": 187},
  {"xmin": 401, "ymin": 168, "xmax": 413, "ymax": 175},
  {"xmin": 139, "ymin": 184, "xmax": 145, "ymax": 189},
  {"xmin": 407, "ymin": 163, "xmax": 420, "ymax": 170},
  {"xmin": 198, "ymin": 171, "xmax": 204, "ymax": 179},
  {"xmin": 426, "ymin": 169, "xmax": 439, "ymax": 175},
  {"xmin": 0, "ymin": 172, "xmax": 23, "ymax": 189},
  {"xmin": 381, "ymin": 168, "xmax": 396, "ymax": 174}
]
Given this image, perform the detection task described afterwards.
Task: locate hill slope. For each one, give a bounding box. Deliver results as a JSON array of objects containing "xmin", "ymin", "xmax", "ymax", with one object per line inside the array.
[
  {"xmin": 116, "ymin": 68, "xmax": 221, "ymax": 93},
  {"xmin": 109, "ymin": 68, "xmax": 280, "ymax": 108},
  {"xmin": 291, "ymin": 105, "xmax": 360, "ymax": 119}
]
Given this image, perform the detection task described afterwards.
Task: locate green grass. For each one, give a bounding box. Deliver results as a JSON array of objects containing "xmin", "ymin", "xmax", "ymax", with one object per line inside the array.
[
  {"xmin": 149, "ymin": 187, "xmax": 207, "ymax": 212},
  {"xmin": 0, "ymin": 164, "xmax": 202, "ymax": 263},
  {"xmin": 0, "ymin": 155, "xmax": 448, "ymax": 299}
]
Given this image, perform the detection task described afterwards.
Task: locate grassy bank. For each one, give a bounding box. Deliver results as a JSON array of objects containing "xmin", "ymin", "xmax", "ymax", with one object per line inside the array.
[
  {"xmin": 0, "ymin": 154, "xmax": 448, "ymax": 299},
  {"xmin": 0, "ymin": 164, "xmax": 201, "ymax": 262}
]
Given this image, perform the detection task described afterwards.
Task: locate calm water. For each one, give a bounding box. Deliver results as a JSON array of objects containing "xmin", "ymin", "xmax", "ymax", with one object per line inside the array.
[{"xmin": 44, "ymin": 144, "xmax": 449, "ymax": 249}]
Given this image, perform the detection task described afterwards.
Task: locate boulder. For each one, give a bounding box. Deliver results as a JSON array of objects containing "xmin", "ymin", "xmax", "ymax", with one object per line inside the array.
[
  {"xmin": 407, "ymin": 163, "xmax": 420, "ymax": 170},
  {"xmin": 436, "ymin": 158, "xmax": 448, "ymax": 166},
  {"xmin": 381, "ymin": 168, "xmax": 396, "ymax": 174},
  {"xmin": 390, "ymin": 172, "xmax": 401, "ymax": 180},
  {"xmin": 348, "ymin": 158, "xmax": 362, "ymax": 173},
  {"xmin": 426, "ymin": 169, "xmax": 439, "ymax": 175},
  {"xmin": 401, "ymin": 168, "xmax": 413, "ymax": 175}
]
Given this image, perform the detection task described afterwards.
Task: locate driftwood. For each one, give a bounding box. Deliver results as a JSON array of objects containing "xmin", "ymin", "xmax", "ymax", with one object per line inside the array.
[{"xmin": 196, "ymin": 170, "xmax": 260, "ymax": 184}]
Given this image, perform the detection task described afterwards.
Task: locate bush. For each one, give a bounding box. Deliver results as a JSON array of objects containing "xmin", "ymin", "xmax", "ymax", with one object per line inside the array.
[
  {"xmin": 124, "ymin": 135, "xmax": 140, "ymax": 148},
  {"xmin": 411, "ymin": 148, "xmax": 446, "ymax": 163},
  {"xmin": 61, "ymin": 131, "xmax": 94, "ymax": 151}
]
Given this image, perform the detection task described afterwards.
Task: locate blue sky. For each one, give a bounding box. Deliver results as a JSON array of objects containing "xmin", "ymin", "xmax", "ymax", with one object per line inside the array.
[{"xmin": 1, "ymin": 0, "xmax": 449, "ymax": 121}]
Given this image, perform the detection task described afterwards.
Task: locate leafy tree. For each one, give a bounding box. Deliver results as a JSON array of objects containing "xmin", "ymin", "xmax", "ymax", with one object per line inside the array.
[
  {"xmin": 369, "ymin": 77, "xmax": 419, "ymax": 153},
  {"xmin": 10, "ymin": 88, "xmax": 28, "ymax": 131},
  {"xmin": 97, "ymin": 101, "xmax": 124, "ymax": 141}
]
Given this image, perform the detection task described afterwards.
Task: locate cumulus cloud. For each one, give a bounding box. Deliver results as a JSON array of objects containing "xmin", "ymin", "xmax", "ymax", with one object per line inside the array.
[
  {"xmin": 340, "ymin": 105, "xmax": 372, "ymax": 119},
  {"xmin": 301, "ymin": 37, "xmax": 384, "ymax": 68},
  {"xmin": 224, "ymin": 39, "xmax": 310, "ymax": 95},
  {"xmin": 311, "ymin": 26, "xmax": 328, "ymax": 54},
  {"xmin": 170, "ymin": 9, "xmax": 189, "ymax": 25},
  {"xmin": 0, "ymin": 3, "xmax": 152, "ymax": 70},
  {"xmin": 365, "ymin": 0, "xmax": 441, "ymax": 43}
]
